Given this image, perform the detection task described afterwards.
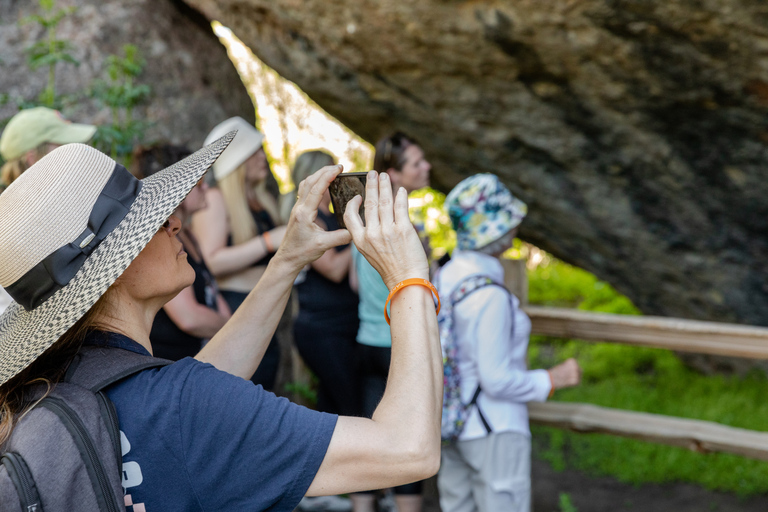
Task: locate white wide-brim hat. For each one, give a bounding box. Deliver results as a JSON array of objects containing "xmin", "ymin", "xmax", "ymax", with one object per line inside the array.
[
  {"xmin": 0, "ymin": 131, "xmax": 236, "ymax": 386},
  {"xmin": 204, "ymin": 116, "xmax": 264, "ymax": 182}
]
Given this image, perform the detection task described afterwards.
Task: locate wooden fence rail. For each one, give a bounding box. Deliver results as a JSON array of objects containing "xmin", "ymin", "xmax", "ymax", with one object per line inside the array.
[
  {"xmin": 518, "ymin": 305, "xmax": 768, "ymax": 460},
  {"xmin": 524, "ymin": 306, "xmax": 768, "ymax": 359},
  {"xmin": 528, "ymin": 401, "xmax": 768, "ymax": 461}
]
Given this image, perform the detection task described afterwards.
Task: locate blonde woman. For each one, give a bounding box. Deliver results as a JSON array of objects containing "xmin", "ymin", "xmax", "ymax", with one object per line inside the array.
[{"xmin": 192, "ymin": 117, "xmax": 287, "ymax": 389}]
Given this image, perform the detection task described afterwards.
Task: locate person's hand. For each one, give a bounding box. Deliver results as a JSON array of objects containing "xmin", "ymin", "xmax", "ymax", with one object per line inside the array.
[
  {"xmin": 344, "ymin": 171, "xmax": 429, "ymax": 290},
  {"xmin": 275, "ymin": 165, "xmax": 352, "ymax": 272},
  {"xmin": 266, "ymin": 225, "xmax": 287, "ymax": 249},
  {"xmin": 548, "ymin": 358, "xmax": 581, "ymax": 390}
]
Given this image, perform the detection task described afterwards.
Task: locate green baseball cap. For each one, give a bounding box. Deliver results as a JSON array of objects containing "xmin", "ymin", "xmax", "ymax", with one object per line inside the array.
[{"xmin": 0, "ymin": 107, "xmax": 97, "ymax": 161}]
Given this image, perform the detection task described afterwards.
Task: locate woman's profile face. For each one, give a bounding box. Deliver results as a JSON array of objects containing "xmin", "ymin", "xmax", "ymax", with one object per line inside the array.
[
  {"xmin": 392, "ymin": 144, "xmax": 431, "ymax": 193},
  {"xmin": 117, "ymin": 215, "xmax": 195, "ymax": 302},
  {"xmin": 244, "ymin": 147, "xmax": 269, "ymax": 184}
]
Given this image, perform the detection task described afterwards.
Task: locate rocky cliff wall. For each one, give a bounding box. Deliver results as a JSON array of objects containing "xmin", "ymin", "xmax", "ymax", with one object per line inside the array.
[
  {"xmin": 0, "ymin": 0, "xmax": 253, "ymax": 149},
  {"xmin": 184, "ymin": 0, "xmax": 768, "ymax": 325}
]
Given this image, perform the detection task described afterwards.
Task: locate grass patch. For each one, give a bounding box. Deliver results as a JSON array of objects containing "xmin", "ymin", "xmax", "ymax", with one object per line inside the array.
[{"xmin": 528, "ymin": 258, "xmax": 768, "ymax": 495}]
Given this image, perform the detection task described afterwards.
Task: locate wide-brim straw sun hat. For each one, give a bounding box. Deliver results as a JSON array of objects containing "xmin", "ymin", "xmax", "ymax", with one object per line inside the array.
[
  {"xmin": 0, "ymin": 131, "xmax": 236, "ymax": 386},
  {"xmin": 204, "ymin": 117, "xmax": 264, "ymax": 182},
  {"xmin": 446, "ymin": 173, "xmax": 528, "ymax": 251}
]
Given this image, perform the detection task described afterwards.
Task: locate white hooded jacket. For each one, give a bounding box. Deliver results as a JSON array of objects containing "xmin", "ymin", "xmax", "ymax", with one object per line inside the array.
[{"xmin": 435, "ymin": 250, "xmax": 551, "ymax": 441}]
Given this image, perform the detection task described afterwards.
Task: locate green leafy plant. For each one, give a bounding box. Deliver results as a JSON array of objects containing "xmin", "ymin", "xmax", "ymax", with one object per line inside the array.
[
  {"xmin": 284, "ymin": 381, "xmax": 318, "ymax": 406},
  {"xmin": 558, "ymin": 492, "xmax": 578, "ymax": 512},
  {"xmin": 90, "ymin": 44, "xmax": 151, "ymax": 166},
  {"xmin": 408, "ymin": 187, "xmax": 456, "ymax": 262},
  {"xmin": 22, "ymin": 0, "xmax": 78, "ymax": 108}
]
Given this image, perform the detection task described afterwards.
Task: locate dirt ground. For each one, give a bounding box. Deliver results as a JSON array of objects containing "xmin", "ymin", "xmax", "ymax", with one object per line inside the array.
[
  {"xmin": 529, "ymin": 458, "xmax": 768, "ymax": 512},
  {"xmin": 420, "ymin": 458, "xmax": 768, "ymax": 512}
]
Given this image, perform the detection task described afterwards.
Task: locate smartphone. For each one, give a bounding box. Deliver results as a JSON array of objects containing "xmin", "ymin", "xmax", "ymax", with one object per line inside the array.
[{"xmin": 329, "ymin": 171, "xmax": 368, "ymax": 229}]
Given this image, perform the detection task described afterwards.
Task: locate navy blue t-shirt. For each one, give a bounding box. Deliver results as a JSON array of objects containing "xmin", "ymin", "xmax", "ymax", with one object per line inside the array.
[{"xmin": 88, "ymin": 332, "xmax": 337, "ymax": 511}]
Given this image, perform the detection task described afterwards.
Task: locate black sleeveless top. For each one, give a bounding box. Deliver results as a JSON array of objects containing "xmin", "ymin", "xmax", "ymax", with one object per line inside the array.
[
  {"xmin": 150, "ymin": 242, "xmax": 221, "ymax": 361},
  {"xmin": 295, "ymin": 210, "xmax": 359, "ymax": 326}
]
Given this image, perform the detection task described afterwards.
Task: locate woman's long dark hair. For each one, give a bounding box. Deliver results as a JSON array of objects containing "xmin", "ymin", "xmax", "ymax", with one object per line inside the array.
[
  {"xmin": 0, "ymin": 293, "xmax": 112, "ymax": 445},
  {"xmin": 373, "ymin": 132, "xmax": 419, "ymax": 173}
]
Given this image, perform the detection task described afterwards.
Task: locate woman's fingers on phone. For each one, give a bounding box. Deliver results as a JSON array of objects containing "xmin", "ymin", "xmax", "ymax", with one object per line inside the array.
[
  {"xmin": 364, "ymin": 170, "xmax": 380, "ymax": 229},
  {"xmin": 393, "ymin": 187, "xmax": 409, "ymax": 226},
  {"xmin": 377, "ymin": 173, "xmax": 394, "ymax": 228},
  {"xmin": 344, "ymin": 195, "xmax": 365, "ymax": 240},
  {"xmin": 321, "ymin": 226, "xmax": 352, "ymax": 248},
  {"xmin": 292, "ymin": 165, "xmax": 342, "ymax": 227},
  {"xmin": 305, "ymin": 165, "xmax": 343, "ymax": 208}
]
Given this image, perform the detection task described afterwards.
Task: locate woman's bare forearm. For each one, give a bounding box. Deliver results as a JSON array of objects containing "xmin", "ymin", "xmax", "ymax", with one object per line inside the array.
[
  {"xmin": 375, "ymin": 285, "xmax": 442, "ymax": 463},
  {"xmin": 204, "ymin": 235, "xmax": 269, "ymax": 277},
  {"xmin": 306, "ymin": 284, "xmax": 442, "ymax": 496},
  {"xmin": 195, "ymin": 255, "xmax": 298, "ymax": 378},
  {"xmin": 307, "ymin": 174, "xmax": 442, "ymax": 496}
]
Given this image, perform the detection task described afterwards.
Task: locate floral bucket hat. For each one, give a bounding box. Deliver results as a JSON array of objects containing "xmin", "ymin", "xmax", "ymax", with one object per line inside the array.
[{"xmin": 445, "ymin": 173, "xmax": 527, "ymax": 251}]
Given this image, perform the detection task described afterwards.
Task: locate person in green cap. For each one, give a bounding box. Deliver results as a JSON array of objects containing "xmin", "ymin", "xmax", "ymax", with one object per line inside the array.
[
  {"xmin": 0, "ymin": 106, "xmax": 97, "ymax": 193},
  {"xmin": 0, "ymin": 106, "xmax": 97, "ymax": 314}
]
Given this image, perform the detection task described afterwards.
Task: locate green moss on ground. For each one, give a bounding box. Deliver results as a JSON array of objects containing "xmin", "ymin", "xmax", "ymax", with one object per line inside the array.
[{"xmin": 528, "ymin": 259, "xmax": 768, "ymax": 496}]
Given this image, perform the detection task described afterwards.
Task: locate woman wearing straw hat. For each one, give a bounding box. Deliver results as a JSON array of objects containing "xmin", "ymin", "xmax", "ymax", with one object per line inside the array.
[
  {"xmin": 192, "ymin": 117, "xmax": 286, "ymax": 389},
  {"xmin": 0, "ymin": 135, "xmax": 442, "ymax": 511},
  {"xmin": 435, "ymin": 174, "xmax": 581, "ymax": 512},
  {"xmin": 132, "ymin": 144, "xmax": 233, "ymax": 361}
]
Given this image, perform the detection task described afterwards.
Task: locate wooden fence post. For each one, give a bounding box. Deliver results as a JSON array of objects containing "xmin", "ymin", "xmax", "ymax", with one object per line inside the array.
[{"xmin": 499, "ymin": 257, "xmax": 528, "ymax": 305}]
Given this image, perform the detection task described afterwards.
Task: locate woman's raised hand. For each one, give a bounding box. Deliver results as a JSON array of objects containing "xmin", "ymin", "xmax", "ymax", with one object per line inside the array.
[
  {"xmin": 344, "ymin": 171, "xmax": 429, "ymax": 290},
  {"xmin": 276, "ymin": 165, "xmax": 353, "ymax": 271}
]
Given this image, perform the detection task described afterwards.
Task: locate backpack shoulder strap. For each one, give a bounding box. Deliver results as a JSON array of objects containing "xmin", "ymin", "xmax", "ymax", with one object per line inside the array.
[
  {"xmin": 445, "ymin": 274, "xmax": 510, "ymax": 436},
  {"xmin": 65, "ymin": 346, "xmax": 172, "ymax": 392},
  {"xmin": 450, "ymin": 274, "xmax": 507, "ymax": 305}
]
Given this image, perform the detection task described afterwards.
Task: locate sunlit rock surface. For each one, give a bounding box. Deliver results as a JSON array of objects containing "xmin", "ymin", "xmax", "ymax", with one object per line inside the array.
[
  {"xmin": 185, "ymin": 0, "xmax": 768, "ymax": 325},
  {"xmin": 0, "ymin": 0, "xmax": 253, "ymax": 149}
]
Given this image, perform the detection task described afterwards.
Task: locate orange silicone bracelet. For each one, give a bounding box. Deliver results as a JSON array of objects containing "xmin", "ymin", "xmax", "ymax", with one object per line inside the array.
[
  {"xmin": 262, "ymin": 231, "xmax": 274, "ymax": 253},
  {"xmin": 384, "ymin": 278, "xmax": 441, "ymax": 325}
]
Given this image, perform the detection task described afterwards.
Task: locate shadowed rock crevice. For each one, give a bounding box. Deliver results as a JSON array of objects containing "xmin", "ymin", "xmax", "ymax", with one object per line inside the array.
[{"xmin": 186, "ymin": 1, "xmax": 768, "ymax": 325}]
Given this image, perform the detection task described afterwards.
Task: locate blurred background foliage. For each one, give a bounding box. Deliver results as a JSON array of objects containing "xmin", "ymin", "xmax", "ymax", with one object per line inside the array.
[
  {"xmin": 90, "ymin": 44, "xmax": 152, "ymax": 166},
  {"xmin": 21, "ymin": 0, "xmax": 78, "ymax": 110},
  {"xmin": 3, "ymin": 0, "xmax": 151, "ymax": 167}
]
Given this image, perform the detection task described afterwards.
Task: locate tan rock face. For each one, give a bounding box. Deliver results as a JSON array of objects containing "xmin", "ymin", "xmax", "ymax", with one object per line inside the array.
[
  {"xmin": 0, "ymin": 0, "xmax": 253, "ymax": 150},
  {"xmin": 184, "ymin": 0, "xmax": 768, "ymax": 325}
]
